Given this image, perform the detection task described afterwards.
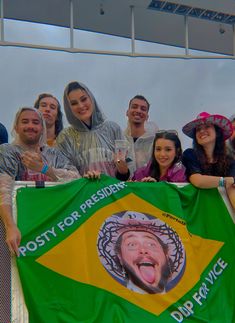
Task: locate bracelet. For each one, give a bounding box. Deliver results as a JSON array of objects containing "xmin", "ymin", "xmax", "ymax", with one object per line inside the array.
[
  {"xmin": 219, "ymin": 177, "xmax": 225, "ymax": 187},
  {"xmin": 41, "ymin": 164, "xmax": 49, "ymax": 174}
]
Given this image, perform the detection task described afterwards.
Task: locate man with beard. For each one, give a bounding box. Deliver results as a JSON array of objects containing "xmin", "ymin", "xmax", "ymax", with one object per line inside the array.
[
  {"xmin": 115, "ymin": 229, "xmax": 172, "ymax": 294},
  {"xmin": 227, "ymin": 114, "xmax": 235, "ymax": 158},
  {"xmin": 0, "ymin": 107, "xmax": 80, "ymax": 256},
  {"xmin": 97, "ymin": 211, "xmax": 186, "ymax": 294},
  {"xmin": 125, "ymin": 95, "xmax": 158, "ymax": 174}
]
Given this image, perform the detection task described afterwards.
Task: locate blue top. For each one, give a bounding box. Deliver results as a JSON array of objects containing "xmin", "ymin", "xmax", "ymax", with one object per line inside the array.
[{"xmin": 0, "ymin": 123, "xmax": 8, "ymax": 144}]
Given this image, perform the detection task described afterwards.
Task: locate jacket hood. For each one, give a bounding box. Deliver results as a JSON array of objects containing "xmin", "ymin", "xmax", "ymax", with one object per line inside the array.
[{"xmin": 63, "ymin": 81, "xmax": 106, "ymax": 131}]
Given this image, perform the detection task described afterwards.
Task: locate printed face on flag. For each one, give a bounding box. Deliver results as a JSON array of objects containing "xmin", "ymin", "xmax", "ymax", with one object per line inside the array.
[
  {"xmin": 117, "ymin": 231, "xmax": 170, "ymax": 294},
  {"xmin": 97, "ymin": 211, "xmax": 186, "ymax": 294}
]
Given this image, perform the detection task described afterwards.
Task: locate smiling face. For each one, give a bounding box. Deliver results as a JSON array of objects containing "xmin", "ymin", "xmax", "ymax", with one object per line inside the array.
[
  {"xmin": 126, "ymin": 98, "xmax": 149, "ymax": 125},
  {"xmin": 68, "ymin": 88, "xmax": 93, "ymax": 126},
  {"xmin": 195, "ymin": 123, "xmax": 216, "ymax": 146},
  {"xmin": 38, "ymin": 96, "xmax": 58, "ymax": 128},
  {"xmin": 154, "ymin": 138, "xmax": 176, "ymax": 173},
  {"xmin": 118, "ymin": 231, "xmax": 168, "ymax": 293},
  {"xmin": 15, "ymin": 110, "xmax": 43, "ymax": 145}
]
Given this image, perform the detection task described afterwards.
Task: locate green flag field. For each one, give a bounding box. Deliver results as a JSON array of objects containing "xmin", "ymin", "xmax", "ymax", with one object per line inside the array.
[{"xmin": 16, "ymin": 175, "xmax": 235, "ymax": 323}]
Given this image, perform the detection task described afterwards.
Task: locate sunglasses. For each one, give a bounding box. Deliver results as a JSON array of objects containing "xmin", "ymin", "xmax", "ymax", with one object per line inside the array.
[{"xmin": 155, "ymin": 130, "xmax": 178, "ymax": 136}]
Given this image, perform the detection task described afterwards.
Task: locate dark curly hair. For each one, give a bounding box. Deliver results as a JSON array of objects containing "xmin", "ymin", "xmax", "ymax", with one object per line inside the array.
[{"xmin": 193, "ymin": 125, "xmax": 232, "ymax": 176}]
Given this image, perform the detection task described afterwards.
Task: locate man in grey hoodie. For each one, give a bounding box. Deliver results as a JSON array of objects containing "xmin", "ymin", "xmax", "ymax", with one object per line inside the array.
[{"xmin": 125, "ymin": 95, "xmax": 158, "ymax": 174}]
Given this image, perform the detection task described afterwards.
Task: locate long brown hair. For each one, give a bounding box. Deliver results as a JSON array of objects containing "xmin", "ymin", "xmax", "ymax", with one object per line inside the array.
[
  {"xmin": 193, "ymin": 125, "xmax": 232, "ymax": 176},
  {"xmin": 34, "ymin": 93, "xmax": 63, "ymax": 137},
  {"xmin": 149, "ymin": 131, "xmax": 182, "ymax": 180}
]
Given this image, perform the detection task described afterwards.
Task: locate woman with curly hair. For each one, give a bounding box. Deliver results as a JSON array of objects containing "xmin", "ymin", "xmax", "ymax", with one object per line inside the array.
[{"xmin": 182, "ymin": 112, "xmax": 235, "ymax": 208}]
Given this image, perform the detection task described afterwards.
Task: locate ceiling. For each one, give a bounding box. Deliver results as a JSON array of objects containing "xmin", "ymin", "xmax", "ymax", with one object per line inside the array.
[{"xmin": 2, "ymin": 0, "xmax": 235, "ymax": 56}]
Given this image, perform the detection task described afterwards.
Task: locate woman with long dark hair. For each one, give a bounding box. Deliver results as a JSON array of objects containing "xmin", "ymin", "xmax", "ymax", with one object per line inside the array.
[
  {"xmin": 132, "ymin": 130, "xmax": 186, "ymax": 182},
  {"xmin": 182, "ymin": 112, "xmax": 235, "ymax": 208}
]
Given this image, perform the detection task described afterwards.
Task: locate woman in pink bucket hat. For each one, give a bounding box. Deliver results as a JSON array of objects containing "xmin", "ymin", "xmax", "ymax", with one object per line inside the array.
[{"xmin": 182, "ymin": 112, "xmax": 235, "ymax": 209}]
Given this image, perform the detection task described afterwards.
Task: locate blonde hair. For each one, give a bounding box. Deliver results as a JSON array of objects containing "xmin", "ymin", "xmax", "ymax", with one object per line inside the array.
[{"xmin": 11, "ymin": 107, "xmax": 47, "ymax": 147}]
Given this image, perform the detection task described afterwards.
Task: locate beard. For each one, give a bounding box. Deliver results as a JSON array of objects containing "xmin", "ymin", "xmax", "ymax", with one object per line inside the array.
[
  {"xmin": 122, "ymin": 260, "xmax": 171, "ymax": 294},
  {"xmin": 20, "ymin": 130, "xmax": 41, "ymax": 146},
  {"xmin": 132, "ymin": 120, "xmax": 143, "ymax": 126},
  {"xmin": 23, "ymin": 136, "xmax": 40, "ymax": 145}
]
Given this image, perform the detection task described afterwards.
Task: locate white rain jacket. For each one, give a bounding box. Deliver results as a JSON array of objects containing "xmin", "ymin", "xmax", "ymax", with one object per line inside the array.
[
  {"xmin": 57, "ymin": 82, "xmax": 126, "ymax": 177},
  {"xmin": 125, "ymin": 121, "xmax": 158, "ymax": 174}
]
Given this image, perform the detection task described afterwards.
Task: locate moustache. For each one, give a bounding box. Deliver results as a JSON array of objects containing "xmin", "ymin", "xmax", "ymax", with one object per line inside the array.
[
  {"xmin": 134, "ymin": 255, "xmax": 159, "ymax": 267},
  {"xmin": 24, "ymin": 129, "xmax": 38, "ymax": 133}
]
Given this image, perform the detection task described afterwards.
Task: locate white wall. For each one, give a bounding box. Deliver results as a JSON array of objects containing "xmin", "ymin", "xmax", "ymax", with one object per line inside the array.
[{"xmin": 0, "ymin": 20, "xmax": 234, "ymax": 149}]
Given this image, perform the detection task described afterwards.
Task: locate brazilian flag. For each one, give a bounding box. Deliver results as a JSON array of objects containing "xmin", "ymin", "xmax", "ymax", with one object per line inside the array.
[{"xmin": 16, "ymin": 175, "xmax": 235, "ymax": 322}]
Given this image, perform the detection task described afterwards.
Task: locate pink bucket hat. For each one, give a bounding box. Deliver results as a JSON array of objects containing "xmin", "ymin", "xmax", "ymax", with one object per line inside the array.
[{"xmin": 182, "ymin": 112, "xmax": 233, "ymax": 140}]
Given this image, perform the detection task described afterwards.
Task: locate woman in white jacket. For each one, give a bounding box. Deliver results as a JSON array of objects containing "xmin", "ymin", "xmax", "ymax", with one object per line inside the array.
[{"xmin": 57, "ymin": 81, "xmax": 130, "ymax": 179}]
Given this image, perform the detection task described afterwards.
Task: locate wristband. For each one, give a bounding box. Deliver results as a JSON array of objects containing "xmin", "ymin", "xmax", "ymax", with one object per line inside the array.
[
  {"xmin": 41, "ymin": 164, "xmax": 49, "ymax": 174},
  {"xmin": 219, "ymin": 177, "xmax": 225, "ymax": 187}
]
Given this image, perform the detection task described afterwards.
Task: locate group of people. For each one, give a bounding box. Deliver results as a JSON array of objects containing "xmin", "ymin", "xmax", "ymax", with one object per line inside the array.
[{"xmin": 0, "ymin": 80, "xmax": 235, "ymax": 256}]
